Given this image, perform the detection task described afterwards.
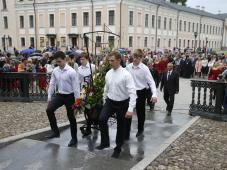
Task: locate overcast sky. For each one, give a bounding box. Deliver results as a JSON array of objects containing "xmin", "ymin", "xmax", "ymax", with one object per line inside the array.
[{"xmin": 186, "ymin": 0, "xmax": 227, "ymax": 14}]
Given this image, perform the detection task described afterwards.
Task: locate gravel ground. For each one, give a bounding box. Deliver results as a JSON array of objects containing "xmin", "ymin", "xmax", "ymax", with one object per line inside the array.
[
  {"xmin": 147, "ymin": 118, "xmax": 227, "ymax": 170},
  {"xmin": 0, "ymin": 102, "xmax": 81, "ymax": 139}
]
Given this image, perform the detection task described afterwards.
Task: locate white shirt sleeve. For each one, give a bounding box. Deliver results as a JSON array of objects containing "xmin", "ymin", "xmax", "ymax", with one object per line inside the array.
[
  {"xmin": 48, "ymin": 71, "xmax": 56, "ymax": 100},
  {"xmin": 71, "ymin": 70, "xmax": 81, "ymax": 99},
  {"xmin": 145, "ymin": 67, "xmax": 158, "ymax": 98},
  {"xmin": 125, "ymin": 73, "xmax": 137, "ymax": 112}
]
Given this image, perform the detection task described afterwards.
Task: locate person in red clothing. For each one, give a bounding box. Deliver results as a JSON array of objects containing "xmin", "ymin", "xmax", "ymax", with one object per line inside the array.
[
  {"xmin": 38, "ymin": 62, "xmax": 47, "ymax": 93},
  {"xmin": 208, "ymin": 63, "xmax": 223, "ymax": 80}
]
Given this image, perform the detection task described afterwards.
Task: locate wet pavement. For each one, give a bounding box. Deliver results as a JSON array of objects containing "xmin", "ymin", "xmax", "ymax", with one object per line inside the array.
[
  {"xmin": 0, "ymin": 109, "xmax": 192, "ymax": 170},
  {"xmin": 0, "ymin": 79, "xmax": 193, "ymax": 170}
]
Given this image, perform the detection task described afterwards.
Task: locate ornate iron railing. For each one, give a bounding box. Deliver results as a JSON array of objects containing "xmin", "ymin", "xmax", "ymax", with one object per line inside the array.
[
  {"xmin": 190, "ymin": 79, "xmax": 227, "ymax": 121},
  {"xmin": 0, "ymin": 72, "xmax": 51, "ymax": 102}
]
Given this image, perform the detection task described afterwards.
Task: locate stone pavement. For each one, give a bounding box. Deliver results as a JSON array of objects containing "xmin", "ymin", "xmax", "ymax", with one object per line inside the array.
[{"xmin": 147, "ymin": 118, "xmax": 227, "ymax": 170}]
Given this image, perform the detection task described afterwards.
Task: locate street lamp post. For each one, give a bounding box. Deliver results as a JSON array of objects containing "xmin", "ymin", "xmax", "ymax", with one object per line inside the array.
[
  {"xmin": 194, "ymin": 32, "xmax": 198, "ymax": 53},
  {"xmin": 205, "ymin": 37, "xmax": 208, "ymax": 58}
]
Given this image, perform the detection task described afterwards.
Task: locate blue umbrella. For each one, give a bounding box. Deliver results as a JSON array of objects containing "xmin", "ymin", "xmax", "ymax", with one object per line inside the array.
[{"xmin": 20, "ymin": 48, "xmax": 35, "ymax": 55}]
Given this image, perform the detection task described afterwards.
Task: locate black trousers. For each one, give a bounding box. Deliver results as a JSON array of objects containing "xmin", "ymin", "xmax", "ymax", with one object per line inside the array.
[
  {"xmin": 125, "ymin": 89, "xmax": 147, "ymax": 138},
  {"xmin": 46, "ymin": 93, "xmax": 77, "ymax": 139},
  {"xmin": 99, "ymin": 98, "xmax": 129, "ymax": 152},
  {"xmin": 164, "ymin": 90, "xmax": 175, "ymax": 113}
]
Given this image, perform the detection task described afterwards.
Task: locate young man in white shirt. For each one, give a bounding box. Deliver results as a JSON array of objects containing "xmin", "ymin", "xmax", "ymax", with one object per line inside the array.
[
  {"xmin": 96, "ymin": 51, "xmax": 137, "ymax": 158},
  {"xmin": 77, "ymin": 52, "xmax": 96, "ymax": 137},
  {"xmin": 126, "ymin": 49, "xmax": 158, "ymax": 138},
  {"xmin": 46, "ymin": 51, "xmax": 80, "ymax": 147}
]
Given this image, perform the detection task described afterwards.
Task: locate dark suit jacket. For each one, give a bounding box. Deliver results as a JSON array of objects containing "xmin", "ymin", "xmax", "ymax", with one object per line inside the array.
[{"xmin": 160, "ymin": 70, "xmax": 179, "ymax": 95}]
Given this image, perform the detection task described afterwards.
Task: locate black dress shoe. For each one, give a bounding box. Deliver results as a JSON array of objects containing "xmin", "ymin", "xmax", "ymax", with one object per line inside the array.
[
  {"xmin": 167, "ymin": 111, "xmax": 172, "ymax": 116},
  {"xmin": 68, "ymin": 138, "xmax": 78, "ymax": 147},
  {"xmin": 136, "ymin": 131, "xmax": 144, "ymax": 137},
  {"xmin": 82, "ymin": 130, "xmax": 92, "ymax": 138},
  {"xmin": 111, "ymin": 151, "xmax": 120, "ymax": 158},
  {"xmin": 45, "ymin": 132, "xmax": 60, "ymax": 139},
  {"xmin": 95, "ymin": 144, "xmax": 110, "ymax": 150}
]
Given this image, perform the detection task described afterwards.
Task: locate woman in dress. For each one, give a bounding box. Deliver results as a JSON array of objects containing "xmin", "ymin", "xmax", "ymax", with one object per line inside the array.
[{"xmin": 195, "ymin": 57, "xmax": 202, "ymax": 78}]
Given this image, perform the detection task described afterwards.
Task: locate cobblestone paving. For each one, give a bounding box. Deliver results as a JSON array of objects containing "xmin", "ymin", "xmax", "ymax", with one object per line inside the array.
[
  {"xmin": 147, "ymin": 118, "xmax": 227, "ymax": 170},
  {"xmin": 0, "ymin": 102, "xmax": 76, "ymax": 139}
]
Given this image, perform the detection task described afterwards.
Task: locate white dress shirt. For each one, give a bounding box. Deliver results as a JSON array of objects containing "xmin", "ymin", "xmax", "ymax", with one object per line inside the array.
[
  {"xmin": 167, "ymin": 70, "xmax": 173, "ymax": 80},
  {"xmin": 48, "ymin": 64, "xmax": 80, "ymax": 100},
  {"xmin": 126, "ymin": 62, "xmax": 157, "ymax": 98},
  {"xmin": 78, "ymin": 62, "xmax": 96, "ymax": 82},
  {"xmin": 103, "ymin": 66, "xmax": 137, "ymax": 112}
]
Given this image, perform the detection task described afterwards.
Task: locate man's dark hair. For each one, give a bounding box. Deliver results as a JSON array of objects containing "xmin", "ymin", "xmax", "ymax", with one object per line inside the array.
[
  {"xmin": 80, "ymin": 52, "xmax": 89, "ymax": 60},
  {"xmin": 108, "ymin": 51, "xmax": 121, "ymax": 60},
  {"xmin": 53, "ymin": 51, "xmax": 66, "ymax": 60}
]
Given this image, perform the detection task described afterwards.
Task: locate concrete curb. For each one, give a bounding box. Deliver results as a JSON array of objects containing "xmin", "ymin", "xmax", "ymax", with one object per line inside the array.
[
  {"xmin": 131, "ymin": 116, "xmax": 200, "ymax": 170},
  {"xmin": 0, "ymin": 116, "xmax": 85, "ymax": 145}
]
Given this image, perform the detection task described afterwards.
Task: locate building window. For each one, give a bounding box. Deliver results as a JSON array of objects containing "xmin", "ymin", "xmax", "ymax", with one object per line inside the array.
[
  {"xmin": 196, "ymin": 23, "xmax": 199, "ymax": 32},
  {"xmin": 20, "ymin": 16, "xmax": 24, "ymax": 28},
  {"xmin": 145, "ymin": 14, "xmax": 149, "ymax": 27},
  {"xmin": 213, "ymin": 26, "xmax": 215, "ymax": 34},
  {"xmin": 152, "ymin": 15, "xmax": 155, "ymax": 28},
  {"xmin": 61, "ymin": 37, "xmax": 66, "ymax": 47},
  {"xmin": 108, "ymin": 36, "xmax": 114, "ymax": 48},
  {"xmin": 144, "ymin": 37, "xmax": 148, "ymax": 47},
  {"xmin": 49, "ymin": 14, "xmax": 54, "ymax": 27},
  {"xmin": 96, "ymin": 36, "xmax": 101, "ymax": 47},
  {"xmin": 200, "ymin": 24, "xmax": 202, "ymax": 33},
  {"xmin": 203, "ymin": 24, "xmax": 205, "ymax": 33},
  {"xmin": 158, "ymin": 16, "xmax": 161, "ymax": 29},
  {"xmin": 179, "ymin": 20, "xmax": 182, "ymax": 31},
  {"xmin": 96, "ymin": 11, "xmax": 101, "ymax": 26},
  {"xmin": 192, "ymin": 22, "xmax": 195, "ymax": 32},
  {"xmin": 187, "ymin": 40, "xmax": 190, "ymax": 47},
  {"xmin": 164, "ymin": 17, "xmax": 167, "ymax": 30},
  {"xmin": 184, "ymin": 21, "xmax": 186, "ymax": 32},
  {"xmin": 179, "ymin": 39, "xmax": 181, "ymax": 48},
  {"xmin": 129, "ymin": 11, "xmax": 133, "ymax": 26},
  {"xmin": 168, "ymin": 39, "xmax": 171, "ymax": 48},
  {"xmin": 169, "ymin": 18, "xmax": 172, "ymax": 30},
  {"xmin": 129, "ymin": 36, "xmax": 133, "ymax": 47},
  {"xmin": 2, "ymin": 37, "xmax": 5, "ymax": 48},
  {"xmin": 2, "ymin": 0, "xmax": 6, "ymax": 9},
  {"xmin": 39, "ymin": 14, "xmax": 44, "ymax": 27},
  {"xmin": 83, "ymin": 38, "xmax": 88, "ymax": 47},
  {"xmin": 21, "ymin": 37, "xmax": 25, "ymax": 47},
  {"xmin": 3, "ymin": 16, "xmax": 8, "ymax": 29},
  {"xmin": 60, "ymin": 13, "xmax": 66, "ymax": 27},
  {"xmin": 71, "ymin": 13, "xmax": 77, "ymax": 26},
  {"xmin": 188, "ymin": 22, "xmax": 190, "ymax": 32},
  {"xmin": 8, "ymin": 37, "xmax": 12, "ymax": 47},
  {"xmin": 29, "ymin": 15, "xmax": 34, "ymax": 28},
  {"xmin": 109, "ymin": 10, "xmax": 115, "ymax": 25},
  {"xmin": 207, "ymin": 25, "xmax": 209, "ymax": 34},
  {"xmin": 157, "ymin": 38, "xmax": 160, "ymax": 48},
  {"xmin": 83, "ymin": 12, "xmax": 89, "ymax": 26},
  {"xmin": 137, "ymin": 12, "xmax": 142, "ymax": 26},
  {"xmin": 40, "ymin": 37, "xmax": 45, "ymax": 47},
  {"xmin": 30, "ymin": 37, "xmax": 34, "ymax": 47}
]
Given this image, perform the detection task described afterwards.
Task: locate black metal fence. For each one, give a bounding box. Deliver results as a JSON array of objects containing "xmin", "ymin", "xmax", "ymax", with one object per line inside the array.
[
  {"xmin": 0, "ymin": 72, "xmax": 51, "ymax": 102},
  {"xmin": 189, "ymin": 79, "xmax": 227, "ymax": 121}
]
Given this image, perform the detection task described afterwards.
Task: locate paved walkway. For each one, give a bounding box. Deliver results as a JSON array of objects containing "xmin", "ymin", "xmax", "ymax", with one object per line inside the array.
[{"xmin": 0, "ymin": 79, "xmax": 194, "ymax": 170}]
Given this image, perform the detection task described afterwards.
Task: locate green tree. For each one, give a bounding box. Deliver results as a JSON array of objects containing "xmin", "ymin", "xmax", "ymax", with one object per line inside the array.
[{"xmin": 170, "ymin": 0, "xmax": 187, "ymax": 6}]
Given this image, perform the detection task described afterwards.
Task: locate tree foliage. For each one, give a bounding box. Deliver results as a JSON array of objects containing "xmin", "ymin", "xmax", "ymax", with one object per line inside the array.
[{"xmin": 170, "ymin": 0, "xmax": 187, "ymax": 6}]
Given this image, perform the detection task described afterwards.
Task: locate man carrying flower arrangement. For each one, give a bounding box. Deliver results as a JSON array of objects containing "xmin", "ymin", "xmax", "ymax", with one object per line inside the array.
[{"xmin": 95, "ymin": 51, "xmax": 137, "ymax": 159}]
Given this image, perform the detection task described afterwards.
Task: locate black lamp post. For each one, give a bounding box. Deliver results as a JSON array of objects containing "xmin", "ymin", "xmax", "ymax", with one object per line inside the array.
[
  {"xmin": 205, "ymin": 37, "xmax": 208, "ymax": 57},
  {"xmin": 194, "ymin": 32, "xmax": 198, "ymax": 52}
]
